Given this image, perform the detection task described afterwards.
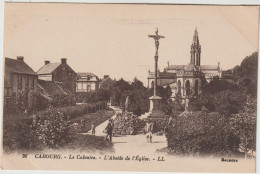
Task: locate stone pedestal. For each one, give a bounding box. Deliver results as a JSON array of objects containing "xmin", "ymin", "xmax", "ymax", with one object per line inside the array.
[{"xmin": 140, "ymin": 95, "xmax": 167, "ymax": 119}]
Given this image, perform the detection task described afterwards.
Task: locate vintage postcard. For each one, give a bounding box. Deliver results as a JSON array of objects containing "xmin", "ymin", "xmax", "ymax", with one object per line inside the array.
[{"xmin": 0, "ymin": 2, "xmax": 259, "ymax": 172}]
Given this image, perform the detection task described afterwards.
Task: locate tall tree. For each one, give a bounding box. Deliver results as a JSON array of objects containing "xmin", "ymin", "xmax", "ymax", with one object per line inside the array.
[{"xmin": 230, "ymin": 96, "xmax": 257, "ymax": 159}]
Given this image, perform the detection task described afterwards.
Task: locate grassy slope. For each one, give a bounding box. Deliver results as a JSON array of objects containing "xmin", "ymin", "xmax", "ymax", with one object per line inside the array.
[
  {"xmin": 65, "ymin": 108, "xmax": 116, "ymax": 153},
  {"xmin": 70, "ymin": 108, "xmax": 115, "ymax": 133}
]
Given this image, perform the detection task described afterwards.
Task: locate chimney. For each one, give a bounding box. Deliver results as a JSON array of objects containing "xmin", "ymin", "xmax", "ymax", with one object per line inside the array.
[
  {"xmin": 17, "ymin": 56, "xmax": 24, "ymax": 62},
  {"xmin": 45, "ymin": 60, "xmax": 50, "ymax": 65},
  {"xmin": 61, "ymin": 58, "xmax": 67, "ymax": 64},
  {"xmin": 104, "ymin": 75, "xmax": 109, "ymax": 78}
]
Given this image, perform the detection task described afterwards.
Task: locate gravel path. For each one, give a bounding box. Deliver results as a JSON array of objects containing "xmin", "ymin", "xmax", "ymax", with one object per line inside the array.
[{"xmin": 86, "ymin": 106, "xmax": 167, "ymax": 156}]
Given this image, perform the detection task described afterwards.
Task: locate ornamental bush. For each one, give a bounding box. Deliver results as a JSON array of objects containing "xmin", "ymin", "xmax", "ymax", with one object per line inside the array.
[
  {"xmin": 36, "ymin": 109, "xmax": 72, "ymax": 148},
  {"xmin": 113, "ymin": 113, "xmax": 146, "ymax": 135},
  {"xmin": 60, "ymin": 101, "xmax": 106, "ymax": 119},
  {"xmin": 3, "ymin": 114, "xmax": 40, "ymax": 153},
  {"xmin": 166, "ymin": 111, "xmax": 240, "ymax": 156}
]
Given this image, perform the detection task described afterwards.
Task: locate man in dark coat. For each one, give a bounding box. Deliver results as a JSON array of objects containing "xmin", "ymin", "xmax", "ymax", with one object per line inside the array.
[{"xmin": 105, "ymin": 120, "xmax": 113, "ymax": 142}]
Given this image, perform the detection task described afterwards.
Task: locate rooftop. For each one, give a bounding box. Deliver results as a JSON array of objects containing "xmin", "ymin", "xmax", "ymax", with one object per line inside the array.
[
  {"xmin": 183, "ymin": 63, "xmax": 200, "ymax": 71},
  {"xmin": 77, "ymin": 72, "xmax": 98, "ymax": 77},
  {"xmin": 38, "ymin": 79, "xmax": 73, "ymax": 96},
  {"xmin": 148, "ymin": 71, "xmax": 176, "ymax": 79},
  {"xmin": 37, "ymin": 62, "xmax": 61, "ymax": 74},
  {"xmin": 165, "ymin": 65, "xmax": 185, "ymax": 70},
  {"xmin": 200, "ymin": 65, "xmax": 219, "ymax": 70},
  {"xmin": 5, "ymin": 57, "xmax": 36, "ymax": 75}
]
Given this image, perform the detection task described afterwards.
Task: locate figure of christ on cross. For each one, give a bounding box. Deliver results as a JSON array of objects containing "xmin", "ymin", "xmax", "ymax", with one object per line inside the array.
[
  {"xmin": 148, "ymin": 27, "xmax": 165, "ymax": 56},
  {"xmin": 148, "ymin": 28, "xmax": 165, "ymax": 96}
]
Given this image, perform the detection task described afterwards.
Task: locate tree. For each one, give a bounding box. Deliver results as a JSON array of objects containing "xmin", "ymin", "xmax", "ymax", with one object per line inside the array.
[
  {"xmin": 230, "ymin": 96, "xmax": 257, "ymax": 159},
  {"xmin": 188, "ymin": 89, "xmax": 247, "ymax": 116},
  {"xmin": 166, "ymin": 111, "xmax": 240, "ymax": 156},
  {"xmin": 111, "ymin": 78, "xmax": 132, "ymax": 106},
  {"xmin": 232, "ymin": 52, "xmax": 258, "ymax": 97},
  {"xmin": 203, "ymin": 76, "xmax": 239, "ymax": 94},
  {"xmin": 131, "ymin": 77, "xmax": 145, "ymax": 90}
]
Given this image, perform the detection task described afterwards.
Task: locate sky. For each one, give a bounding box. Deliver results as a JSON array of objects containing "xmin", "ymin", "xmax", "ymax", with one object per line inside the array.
[{"xmin": 3, "ymin": 3, "xmax": 259, "ymax": 86}]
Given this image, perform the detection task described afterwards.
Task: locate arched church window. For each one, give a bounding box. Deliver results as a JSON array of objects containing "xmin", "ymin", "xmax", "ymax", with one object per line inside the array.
[
  {"xmin": 195, "ymin": 80, "xmax": 199, "ymax": 95},
  {"xmin": 185, "ymin": 80, "xmax": 191, "ymax": 96},
  {"xmin": 177, "ymin": 80, "xmax": 181, "ymax": 95}
]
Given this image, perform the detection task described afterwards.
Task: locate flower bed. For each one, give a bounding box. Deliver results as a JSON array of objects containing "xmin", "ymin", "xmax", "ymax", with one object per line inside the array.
[
  {"xmin": 113, "ymin": 112, "xmax": 146, "ymax": 135},
  {"xmin": 113, "ymin": 112, "xmax": 170, "ymax": 135}
]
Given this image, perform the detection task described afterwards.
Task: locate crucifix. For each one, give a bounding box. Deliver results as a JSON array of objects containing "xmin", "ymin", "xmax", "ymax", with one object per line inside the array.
[{"xmin": 148, "ymin": 28, "xmax": 165, "ymax": 96}]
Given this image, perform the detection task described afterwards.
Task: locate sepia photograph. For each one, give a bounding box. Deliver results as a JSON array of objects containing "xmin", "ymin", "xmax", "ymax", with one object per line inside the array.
[{"xmin": 0, "ymin": 2, "xmax": 259, "ymax": 172}]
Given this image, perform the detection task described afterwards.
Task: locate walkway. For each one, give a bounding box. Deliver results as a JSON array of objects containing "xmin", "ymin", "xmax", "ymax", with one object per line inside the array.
[{"xmin": 86, "ymin": 106, "xmax": 167, "ymax": 156}]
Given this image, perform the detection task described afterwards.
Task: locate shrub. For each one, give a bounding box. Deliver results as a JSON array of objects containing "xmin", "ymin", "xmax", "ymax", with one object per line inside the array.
[
  {"xmin": 52, "ymin": 94, "xmax": 76, "ymax": 107},
  {"xmin": 166, "ymin": 111, "xmax": 240, "ymax": 156},
  {"xmin": 189, "ymin": 90, "xmax": 247, "ymax": 116},
  {"xmin": 230, "ymin": 96, "xmax": 257, "ymax": 158},
  {"xmin": 3, "ymin": 114, "xmax": 41, "ymax": 153},
  {"xmin": 35, "ymin": 93, "xmax": 49, "ymax": 111},
  {"xmin": 113, "ymin": 113, "xmax": 146, "ymax": 135},
  {"xmin": 151, "ymin": 119, "xmax": 169, "ymax": 133},
  {"xmin": 36, "ymin": 109, "xmax": 72, "ymax": 148},
  {"xmin": 60, "ymin": 101, "xmax": 106, "ymax": 119}
]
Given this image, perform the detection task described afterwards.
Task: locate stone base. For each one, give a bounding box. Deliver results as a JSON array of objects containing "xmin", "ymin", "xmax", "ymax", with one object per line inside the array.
[{"xmin": 140, "ymin": 95, "xmax": 168, "ymax": 120}]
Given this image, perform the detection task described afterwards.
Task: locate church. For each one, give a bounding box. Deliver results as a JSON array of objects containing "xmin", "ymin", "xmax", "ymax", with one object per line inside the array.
[{"xmin": 147, "ymin": 28, "xmax": 233, "ymax": 99}]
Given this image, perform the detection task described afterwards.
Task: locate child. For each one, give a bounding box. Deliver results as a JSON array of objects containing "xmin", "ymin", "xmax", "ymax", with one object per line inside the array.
[{"xmin": 91, "ymin": 122, "xmax": 95, "ymax": 135}]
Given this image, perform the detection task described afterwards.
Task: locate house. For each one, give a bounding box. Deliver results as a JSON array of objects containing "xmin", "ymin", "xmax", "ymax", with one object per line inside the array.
[
  {"xmin": 76, "ymin": 72, "xmax": 99, "ymax": 92},
  {"xmin": 4, "ymin": 56, "xmax": 37, "ymax": 112},
  {"xmin": 99, "ymin": 75, "xmax": 116, "ymax": 105},
  {"xmin": 99, "ymin": 75, "xmax": 115, "ymax": 91},
  {"xmin": 37, "ymin": 58, "xmax": 77, "ymax": 93}
]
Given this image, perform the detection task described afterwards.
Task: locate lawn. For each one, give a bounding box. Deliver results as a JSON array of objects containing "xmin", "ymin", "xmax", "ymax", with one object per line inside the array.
[
  {"xmin": 65, "ymin": 134, "xmax": 115, "ymax": 154},
  {"xmin": 69, "ymin": 108, "xmax": 115, "ymax": 133},
  {"xmin": 63, "ymin": 108, "xmax": 116, "ymax": 153}
]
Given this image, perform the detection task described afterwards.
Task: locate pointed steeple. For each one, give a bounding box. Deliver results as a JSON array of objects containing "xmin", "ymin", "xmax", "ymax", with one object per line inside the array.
[
  {"xmin": 193, "ymin": 27, "xmax": 199, "ymax": 45},
  {"xmin": 190, "ymin": 27, "xmax": 201, "ymax": 66}
]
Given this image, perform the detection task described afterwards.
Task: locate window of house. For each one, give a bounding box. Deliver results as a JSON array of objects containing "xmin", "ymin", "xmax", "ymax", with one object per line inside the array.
[
  {"xmin": 87, "ymin": 85, "xmax": 91, "ymax": 92},
  {"xmin": 25, "ymin": 75, "xmax": 29, "ymax": 89},
  {"xmin": 18, "ymin": 74, "xmax": 22, "ymax": 90},
  {"xmin": 4, "ymin": 88, "xmax": 12, "ymax": 97},
  {"xmin": 31, "ymin": 76, "xmax": 35, "ymax": 89},
  {"xmin": 4, "ymin": 88, "xmax": 7, "ymax": 96}
]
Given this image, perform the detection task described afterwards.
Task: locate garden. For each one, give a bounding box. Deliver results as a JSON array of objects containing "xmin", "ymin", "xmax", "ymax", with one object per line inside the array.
[{"xmin": 3, "ymin": 102, "xmax": 115, "ymax": 154}]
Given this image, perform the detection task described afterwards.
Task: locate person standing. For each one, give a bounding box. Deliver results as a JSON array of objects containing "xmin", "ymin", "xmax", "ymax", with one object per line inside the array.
[
  {"xmin": 105, "ymin": 120, "xmax": 113, "ymax": 142},
  {"xmin": 91, "ymin": 122, "xmax": 95, "ymax": 135},
  {"xmin": 145, "ymin": 119, "xmax": 154, "ymax": 143},
  {"xmin": 110, "ymin": 119, "xmax": 115, "ymax": 136}
]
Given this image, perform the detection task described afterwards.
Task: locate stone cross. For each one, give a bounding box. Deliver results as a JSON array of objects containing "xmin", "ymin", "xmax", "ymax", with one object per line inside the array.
[
  {"xmin": 148, "ymin": 28, "xmax": 165, "ymax": 96},
  {"xmin": 148, "ymin": 28, "xmax": 165, "ymax": 57}
]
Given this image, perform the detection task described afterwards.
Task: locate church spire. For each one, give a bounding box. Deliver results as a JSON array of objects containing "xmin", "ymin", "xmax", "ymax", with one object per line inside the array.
[{"xmin": 190, "ymin": 27, "xmax": 201, "ymax": 66}]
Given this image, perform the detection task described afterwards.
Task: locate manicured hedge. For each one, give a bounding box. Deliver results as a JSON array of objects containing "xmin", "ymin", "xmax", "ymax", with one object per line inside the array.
[{"xmin": 60, "ymin": 101, "xmax": 106, "ymax": 119}]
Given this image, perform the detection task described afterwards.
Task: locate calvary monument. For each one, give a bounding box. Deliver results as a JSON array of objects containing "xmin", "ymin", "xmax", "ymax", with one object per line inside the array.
[{"xmin": 141, "ymin": 28, "xmax": 168, "ymax": 119}]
